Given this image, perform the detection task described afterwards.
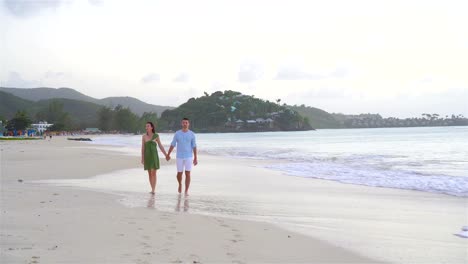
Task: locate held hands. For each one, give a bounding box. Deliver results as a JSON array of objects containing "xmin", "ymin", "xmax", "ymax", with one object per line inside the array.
[{"xmin": 165, "ymin": 154, "xmax": 171, "ymax": 161}]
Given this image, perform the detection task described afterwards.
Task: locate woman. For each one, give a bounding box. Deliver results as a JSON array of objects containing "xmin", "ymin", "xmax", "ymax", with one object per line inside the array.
[{"xmin": 141, "ymin": 121, "xmax": 168, "ymax": 194}]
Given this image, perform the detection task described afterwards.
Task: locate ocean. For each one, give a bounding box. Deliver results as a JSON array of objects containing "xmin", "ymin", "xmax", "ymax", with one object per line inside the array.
[{"xmin": 89, "ymin": 126, "xmax": 468, "ymax": 197}]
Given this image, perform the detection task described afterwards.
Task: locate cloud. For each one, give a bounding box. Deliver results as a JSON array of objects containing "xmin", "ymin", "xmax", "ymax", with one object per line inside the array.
[
  {"xmin": 238, "ymin": 62, "xmax": 263, "ymax": 83},
  {"xmin": 88, "ymin": 0, "xmax": 104, "ymax": 7},
  {"xmin": 2, "ymin": 0, "xmax": 70, "ymax": 17},
  {"xmin": 275, "ymin": 65, "xmax": 350, "ymax": 80},
  {"xmin": 173, "ymin": 72, "xmax": 190, "ymax": 83},
  {"xmin": 141, "ymin": 73, "xmax": 160, "ymax": 84},
  {"xmin": 44, "ymin": 71, "xmax": 66, "ymax": 79},
  {"xmin": 2, "ymin": 72, "xmax": 40, "ymax": 87},
  {"xmin": 275, "ymin": 66, "xmax": 326, "ymax": 80},
  {"xmin": 330, "ymin": 67, "xmax": 348, "ymax": 78}
]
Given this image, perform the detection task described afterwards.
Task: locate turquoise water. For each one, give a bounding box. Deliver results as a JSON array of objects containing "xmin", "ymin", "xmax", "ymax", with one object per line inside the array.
[{"xmin": 90, "ymin": 126, "xmax": 468, "ymax": 196}]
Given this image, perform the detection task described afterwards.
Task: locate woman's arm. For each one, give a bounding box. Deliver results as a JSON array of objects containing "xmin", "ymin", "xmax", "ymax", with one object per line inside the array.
[
  {"xmin": 141, "ymin": 135, "xmax": 145, "ymax": 164},
  {"xmin": 156, "ymin": 137, "xmax": 168, "ymax": 157}
]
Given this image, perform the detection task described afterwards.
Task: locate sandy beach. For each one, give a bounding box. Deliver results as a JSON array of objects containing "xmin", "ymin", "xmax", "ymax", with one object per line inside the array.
[
  {"xmin": 1, "ymin": 136, "xmax": 466, "ymax": 263},
  {"xmin": 1, "ymin": 137, "xmax": 376, "ymax": 263}
]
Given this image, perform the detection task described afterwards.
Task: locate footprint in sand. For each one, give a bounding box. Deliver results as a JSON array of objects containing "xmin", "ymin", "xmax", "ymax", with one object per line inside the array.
[
  {"xmin": 30, "ymin": 256, "xmax": 40, "ymax": 263},
  {"xmin": 139, "ymin": 241, "xmax": 151, "ymax": 248},
  {"xmin": 159, "ymin": 248, "xmax": 171, "ymax": 256},
  {"xmin": 134, "ymin": 259, "xmax": 150, "ymax": 264}
]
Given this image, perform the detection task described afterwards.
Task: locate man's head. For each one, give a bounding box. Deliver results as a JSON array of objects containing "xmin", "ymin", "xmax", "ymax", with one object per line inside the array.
[{"xmin": 181, "ymin": 118, "xmax": 190, "ymax": 130}]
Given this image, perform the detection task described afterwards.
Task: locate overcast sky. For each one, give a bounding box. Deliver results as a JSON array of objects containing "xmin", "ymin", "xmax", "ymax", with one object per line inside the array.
[{"xmin": 1, "ymin": 0, "xmax": 467, "ymax": 117}]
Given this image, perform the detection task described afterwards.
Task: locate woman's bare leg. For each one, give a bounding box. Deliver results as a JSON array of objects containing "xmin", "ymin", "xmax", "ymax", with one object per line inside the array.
[{"xmin": 148, "ymin": 169, "xmax": 156, "ymax": 194}]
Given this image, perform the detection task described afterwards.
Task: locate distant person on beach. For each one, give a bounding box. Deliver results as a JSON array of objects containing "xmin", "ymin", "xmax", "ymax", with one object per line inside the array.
[
  {"xmin": 167, "ymin": 118, "xmax": 198, "ymax": 195},
  {"xmin": 141, "ymin": 121, "xmax": 169, "ymax": 195}
]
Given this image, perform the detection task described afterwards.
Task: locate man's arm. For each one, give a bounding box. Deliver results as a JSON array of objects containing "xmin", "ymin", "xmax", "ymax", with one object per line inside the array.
[
  {"xmin": 193, "ymin": 147, "xmax": 198, "ymax": 166},
  {"xmin": 167, "ymin": 133, "xmax": 177, "ymax": 158},
  {"xmin": 192, "ymin": 133, "xmax": 197, "ymax": 165},
  {"xmin": 167, "ymin": 145, "xmax": 175, "ymax": 157}
]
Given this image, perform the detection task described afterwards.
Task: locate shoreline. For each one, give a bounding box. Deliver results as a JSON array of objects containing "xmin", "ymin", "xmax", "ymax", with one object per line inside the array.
[{"xmin": 1, "ymin": 136, "xmax": 377, "ymax": 263}]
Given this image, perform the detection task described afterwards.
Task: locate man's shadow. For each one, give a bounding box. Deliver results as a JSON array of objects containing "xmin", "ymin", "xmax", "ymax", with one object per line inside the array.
[{"xmin": 175, "ymin": 194, "xmax": 190, "ymax": 212}]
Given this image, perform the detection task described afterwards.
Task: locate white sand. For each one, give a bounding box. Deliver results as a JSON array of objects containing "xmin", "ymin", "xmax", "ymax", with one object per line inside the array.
[
  {"xmin": 2, "ymin": 136, "xmax": 467, "ymax": 263},
  {"xmin": 1, "ymin": 137, "xmax": 376, "ymax": 263}
]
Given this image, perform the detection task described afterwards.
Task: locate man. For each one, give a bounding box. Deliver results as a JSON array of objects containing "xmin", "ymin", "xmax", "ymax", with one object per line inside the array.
[{"xmin": 167, "ymin": 118, "xmax": 198, "ymax": 195}]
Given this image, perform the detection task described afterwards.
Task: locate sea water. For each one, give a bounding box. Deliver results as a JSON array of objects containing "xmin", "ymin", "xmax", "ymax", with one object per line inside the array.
[{"xmin": 89, "ymin": 126, "xmax": 468, "ymax": 197}]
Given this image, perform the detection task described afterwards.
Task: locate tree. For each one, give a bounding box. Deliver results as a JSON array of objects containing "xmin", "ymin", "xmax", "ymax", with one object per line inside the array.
[
  {"xmin": 36, "ymin": 100, "xmax": 72, "ymax": 130},
  {"xmin": 98, "ymin": 106, "xmax": 114, "ymax": 131},
  {"xmin": 139, "ymin": 112, "xmax": 159, "ymax": 132},
  {"xmin": 6, "ymin": 111, "xmax": 32, "ymax": 131},
  {"xmin": 114, "ymin": 105, "xmax": 139, "ymax": 133}
]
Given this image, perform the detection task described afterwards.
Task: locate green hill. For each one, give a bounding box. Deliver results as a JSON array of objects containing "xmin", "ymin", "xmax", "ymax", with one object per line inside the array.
[
  {"xmin": 0, "ymin": 87, "xmax": 174, "ymax": 116},
  {"xmin": 0, "ymin": 87, "xmax": 95, "ymax": 103},
  {"xmin": 0, "ymin": 91, "xmax": 103, "ymax": 128},
  {"xmin": 160, "ymin": 90, "xmax": 312, "ymax": 132},
  {"xmin": 289, "ymin": 105, "xmax": 342, "ymax": 128},
  {"xmin": 0, "ymin": 91, "xmax": 35, "ymax": 119},
  {"xmin": 100, "ymin": 96, "xmax": 171, "ymax": 116},
  {"xmin": 35, "ymin": 98, "xmax": 102, "ymax": 127}
]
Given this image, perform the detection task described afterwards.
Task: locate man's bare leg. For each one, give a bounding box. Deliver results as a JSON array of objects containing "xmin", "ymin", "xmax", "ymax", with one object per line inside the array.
[
  {"xmin": 177, "ymin": 172, "xmax": 183, "ymax": 193},
  {"xmin": 184, "ymin": 171, "xmax": 191, "ymax": 195}
]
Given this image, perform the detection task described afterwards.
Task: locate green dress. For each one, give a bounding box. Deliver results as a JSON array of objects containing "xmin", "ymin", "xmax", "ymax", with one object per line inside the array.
[{"xmin": 144, "ymin": 133, "xmax": 160, "ymax": 170}]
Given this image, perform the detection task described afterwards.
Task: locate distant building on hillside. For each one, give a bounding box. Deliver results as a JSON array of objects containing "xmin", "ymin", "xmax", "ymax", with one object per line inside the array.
[
  {"xmin": 32, "ymin": 121, "xmax": 53, "ymax": 133},
  {"xmin": 84, "ymin": 128, "xmax": 101, "ymax": 134}
]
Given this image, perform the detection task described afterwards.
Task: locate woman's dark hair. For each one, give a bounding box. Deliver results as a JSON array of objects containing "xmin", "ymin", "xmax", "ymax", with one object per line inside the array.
[{"xmin": 146, "ymin": 121, "xmax": 155, "ymax": 134}]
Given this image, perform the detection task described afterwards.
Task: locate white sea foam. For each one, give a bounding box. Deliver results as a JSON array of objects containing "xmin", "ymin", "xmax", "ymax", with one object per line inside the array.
[{"xmin": 86, "ymin": 127, "xmax": 468, "ymax": 197}]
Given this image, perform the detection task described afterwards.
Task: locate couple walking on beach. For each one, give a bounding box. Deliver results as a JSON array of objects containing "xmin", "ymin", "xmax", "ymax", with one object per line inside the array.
[{"xmin": 141, "ymin": 117, "xmax": 197, "ymax": 195}]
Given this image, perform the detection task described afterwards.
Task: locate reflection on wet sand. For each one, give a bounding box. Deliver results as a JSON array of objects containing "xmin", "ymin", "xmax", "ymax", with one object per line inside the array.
[
  {"xmin": 175, "ymin": 194, "xmax": 190, "ymax": 212},
  {"xmin": 147, "ymin": 194, "xmax": 156, "ymax": 209}
]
